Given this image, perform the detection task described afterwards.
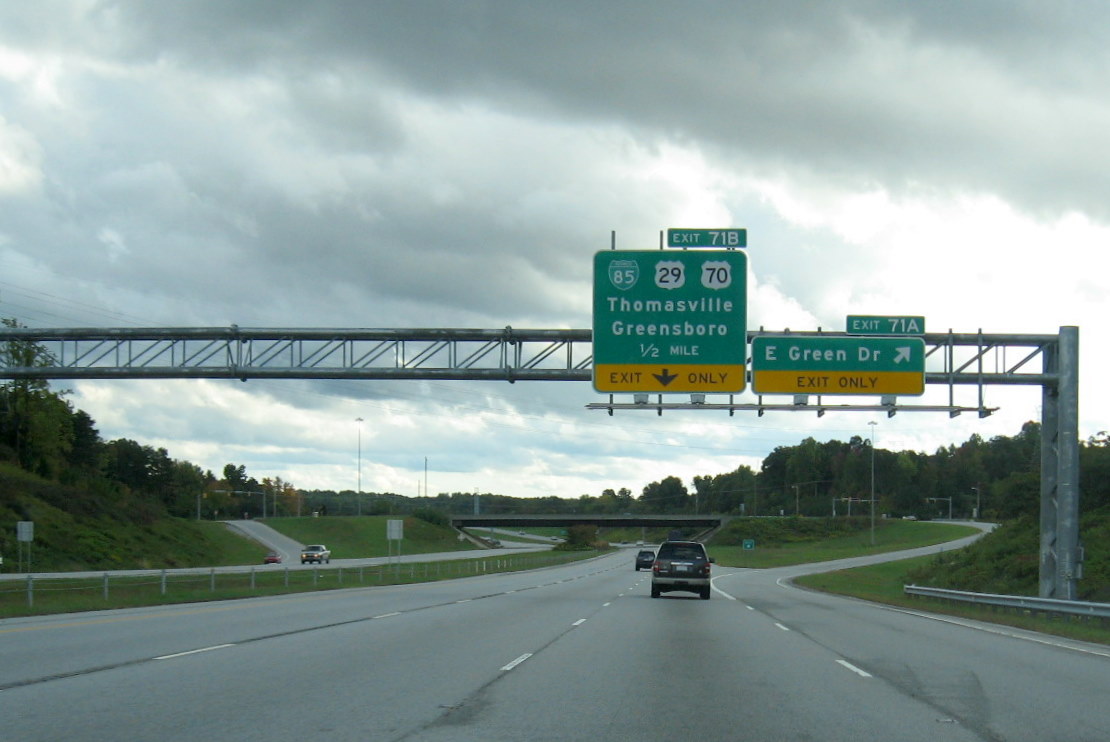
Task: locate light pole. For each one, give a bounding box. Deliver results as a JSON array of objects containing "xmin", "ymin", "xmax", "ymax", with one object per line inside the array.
[
  {"xmin": 971, "ymin": 485, "xmax": 980, "ymax": 520},
  {"xmin": 355, "ymin": 417, "xmax": 364, "ymax": 516},
  {"xmin": 868, "ymin": 420, "xmax": 877, "ymax": 546}
]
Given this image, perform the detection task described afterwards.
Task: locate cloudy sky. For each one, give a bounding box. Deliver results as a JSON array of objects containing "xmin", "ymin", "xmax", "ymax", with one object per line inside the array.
[{"xmin": 2, "ymin": 1, "xmax": 1107, "ymax": 501}]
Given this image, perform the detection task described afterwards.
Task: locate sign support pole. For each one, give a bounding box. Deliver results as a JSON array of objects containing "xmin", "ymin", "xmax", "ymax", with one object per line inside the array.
[{"xmin": 1039, "ymin": 326, "xmax": 1080, "ymax": 600}]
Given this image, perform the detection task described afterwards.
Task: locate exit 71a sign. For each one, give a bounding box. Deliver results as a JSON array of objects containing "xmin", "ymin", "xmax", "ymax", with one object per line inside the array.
[{"xmin": 847, "ymin": 315, "xmax": 925, "ymax": 335}]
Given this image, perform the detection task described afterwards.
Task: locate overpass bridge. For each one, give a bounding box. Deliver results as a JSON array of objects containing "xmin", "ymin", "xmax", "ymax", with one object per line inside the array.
[{"xmin": 450, "ymin": 514, "xmax": 724, "ymax": 531}]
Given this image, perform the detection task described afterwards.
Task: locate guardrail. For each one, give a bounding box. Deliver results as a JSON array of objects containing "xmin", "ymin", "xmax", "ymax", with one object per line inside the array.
[
  {"xmin": 904, "ymin": 584, "xmax": 1110, "ymax": 624},
  {"xmin": 0, "ymin": 552, "xmax": 582, "ymax": 612}
]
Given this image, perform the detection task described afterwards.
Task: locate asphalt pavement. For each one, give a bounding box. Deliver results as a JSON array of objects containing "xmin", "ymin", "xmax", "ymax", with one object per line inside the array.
[{"xmin": 2, "ymin": 536, "xmax": 1107, "ymax": 741}]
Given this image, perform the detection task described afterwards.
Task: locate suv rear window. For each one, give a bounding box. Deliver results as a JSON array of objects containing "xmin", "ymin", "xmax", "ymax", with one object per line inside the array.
[{"xmin": 656, "ymin": 542, "xmax": 705, "ymax": 561}]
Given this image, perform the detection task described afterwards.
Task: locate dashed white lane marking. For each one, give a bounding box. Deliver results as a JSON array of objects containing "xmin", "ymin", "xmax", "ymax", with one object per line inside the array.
[
  {"xmin": 837, "ymin": 660, "xmax": 872, "ymax": 678},
  {"xmin": 572, "ymin": 619, "xmax": 587, "ymax": 626},
  {"xmin": 501, "ymin": 653, "xmax": 533, "ymax": 671},
  {"xmin": 154, "ymin": 644, "xmax": 235, "ymax": 660},
  {"xmin": 374, "ymin": 612, "xmax": 401, "ymax": 619},
  {"xmin": 775, "ymin": 623, "xmax": 791, "ymax": 632}
]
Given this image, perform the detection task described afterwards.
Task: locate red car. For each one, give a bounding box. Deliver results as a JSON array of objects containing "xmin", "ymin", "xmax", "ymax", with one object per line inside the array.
[{"xmin": 263, "ymin": 552, "xmax": 282, "ymax": 564}]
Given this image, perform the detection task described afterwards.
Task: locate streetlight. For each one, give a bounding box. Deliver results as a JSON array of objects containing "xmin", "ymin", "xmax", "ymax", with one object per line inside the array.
[
  {"xmin": 868, "ymin": 420, "xmax": 877, "ymax": 546},
  {"xmin": 356, "ymin": 417, "xmax": 363, "ymax": 516},
  {"xmin": 971, "ymin": 485, "xmax": 981, "ymax": 520}
]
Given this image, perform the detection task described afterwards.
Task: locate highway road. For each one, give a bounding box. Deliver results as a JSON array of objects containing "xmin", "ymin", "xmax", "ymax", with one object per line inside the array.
[{"xmin": 1, "ymin": 542, "xmax": 1107, "ymax": 741}]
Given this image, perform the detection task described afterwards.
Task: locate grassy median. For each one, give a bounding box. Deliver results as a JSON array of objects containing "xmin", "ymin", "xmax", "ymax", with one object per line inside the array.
[
  {"xmin": 794, "ymin": 555, "xmax": 1110, "ymax": 645},
  {"xmin": 710, "ymin": 520, "xmax": 977, "ymax": 568}
]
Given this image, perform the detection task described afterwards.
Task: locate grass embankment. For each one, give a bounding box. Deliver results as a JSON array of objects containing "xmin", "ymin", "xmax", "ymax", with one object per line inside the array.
[
  {"xmin": 710, "ymin": 519, "xmax": 977, "ymax": 568},
  {"xmin": 0, "ymin": 514, "xmax": 598, "ymax": 618},
  {"xmin": 0, "ymin": 463, "xmax": 267, "ymax": 571},
  {"xmin": 704, "ymin": 516, "xmax": 1109, "ymax": 645},
  {"xmin": 263, "ymin": 515, "xmax": 477, "ymax": 559},
  {"xmin": 791, "ymin": 513, "xmax": 1110, "ymax": 645},
  {"xmin": 795, "ymin": 554, "xmax": 1110, "ymax": 645}
]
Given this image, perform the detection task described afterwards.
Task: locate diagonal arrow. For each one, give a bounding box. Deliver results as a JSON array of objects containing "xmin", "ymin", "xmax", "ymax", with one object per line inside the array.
[
  {"xmin": 894, "ymin": 347, "xmax": 911, "ymax": 364},
  {"xmin": 653, "ymin": 368, "xmax": 678, "ymax": 386}
]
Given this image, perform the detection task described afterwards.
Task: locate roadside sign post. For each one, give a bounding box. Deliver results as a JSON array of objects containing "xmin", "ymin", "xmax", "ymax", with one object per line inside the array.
[
  {"xmin": 17, "ymin": 521, "xmax": 33, "ymax": 573},
  {"xmin": 593, "ymin": 250, "xmax": 747, "ymax": 393},
  {"xmin": 387, "ymin": 518, "xmax": 403, "ymax": 572},
  {"xmin": 751, "ymin": 335, "xmax": 926, "ymax": 396}
]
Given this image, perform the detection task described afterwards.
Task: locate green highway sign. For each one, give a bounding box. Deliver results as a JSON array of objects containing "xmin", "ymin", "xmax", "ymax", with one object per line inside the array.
[
  {"xmin": 847, "ymin": 315, "xmax": 926, "ymax": 335},
  {"xmin": 666, "ymin": 228, "xmax": 747, "ymax": 248},
  {"xmin": 593, "ymin": 250, "xmax": 747, "ymax": 393},
  {"xmin": 751, "ymin": 335, "xmax": 926, "ymax": 396}
]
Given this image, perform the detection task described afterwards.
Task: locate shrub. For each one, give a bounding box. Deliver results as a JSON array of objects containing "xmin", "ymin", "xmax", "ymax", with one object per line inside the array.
[{"xmin": 412, "ymin": 507, "xmax": 449, "ymax": 528}]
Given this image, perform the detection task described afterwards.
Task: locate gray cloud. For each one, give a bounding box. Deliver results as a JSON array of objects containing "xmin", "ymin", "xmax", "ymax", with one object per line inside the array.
[{"xmin": 2, "ymin": 1, "xmax": 1106, "ymax": 495}]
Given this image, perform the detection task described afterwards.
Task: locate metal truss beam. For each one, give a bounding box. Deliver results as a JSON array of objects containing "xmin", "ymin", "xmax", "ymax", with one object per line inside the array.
[
  {"xmin": 0, "ymin": 326, "xmax": 593, "ymax": 382},
  {"xmin": 0, "ymin": 326, "xmax": 1057, "ymax": 386}
]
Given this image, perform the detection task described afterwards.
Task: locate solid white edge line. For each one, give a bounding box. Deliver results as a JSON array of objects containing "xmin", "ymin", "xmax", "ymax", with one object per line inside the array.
[
  {"xmin": 500, "ymin": 653, "xmax": 533, "ymax": 671},
  {"xmin": 710, "ymin": 576, "xmax": 737, "ymax": 600},
  {"xmin": 154, "ymin": 644, "xmax": 235, "ymax": 660},
  {"xmin": 837, "ymin": 660, "xmax": 873, "ymax": 678}
]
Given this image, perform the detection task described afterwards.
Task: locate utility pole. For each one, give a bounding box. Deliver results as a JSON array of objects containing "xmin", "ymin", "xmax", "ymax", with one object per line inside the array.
[
  {"xmin": 355, "ymin": 417, "xmax": 363, "ymax": 516},
  {"xmin": 868, "ymin": 420, "xmax": 877, "ymax": 546}
]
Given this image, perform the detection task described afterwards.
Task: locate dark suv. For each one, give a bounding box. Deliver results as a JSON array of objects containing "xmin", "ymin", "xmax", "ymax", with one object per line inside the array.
[
  {"xmin": 651, "ymin": 541, "xmax": 713, "ymax": 600},
  {"xmin": 634, "ymin": 549, "xmax": 655, "ymax": 570}
]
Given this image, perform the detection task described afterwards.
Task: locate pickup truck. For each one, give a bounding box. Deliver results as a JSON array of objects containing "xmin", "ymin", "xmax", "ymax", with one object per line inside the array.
[{"xmin": 300, "ymin": 544, "xmax": 331, "ymax": 564}]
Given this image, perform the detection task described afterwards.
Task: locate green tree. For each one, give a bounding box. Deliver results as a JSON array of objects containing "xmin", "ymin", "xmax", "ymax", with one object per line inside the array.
[
  {"xmin": 640, "ymin": 475, "xmax": 689, "ymax": 513},
  {"xmin": 0, "ymin": 319, "xmax": 75, "ymax": 478}
]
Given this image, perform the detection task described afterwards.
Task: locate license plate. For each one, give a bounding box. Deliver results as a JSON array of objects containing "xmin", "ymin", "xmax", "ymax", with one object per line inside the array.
[{"xmin": 675, "ymin": 563, "xmax": 690, "ymax": 572}]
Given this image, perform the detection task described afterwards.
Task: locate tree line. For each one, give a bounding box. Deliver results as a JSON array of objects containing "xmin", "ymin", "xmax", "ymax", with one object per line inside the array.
[{"xmin": 305, "ymin": 424, "xmax": 1110, "ymax": 523}]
